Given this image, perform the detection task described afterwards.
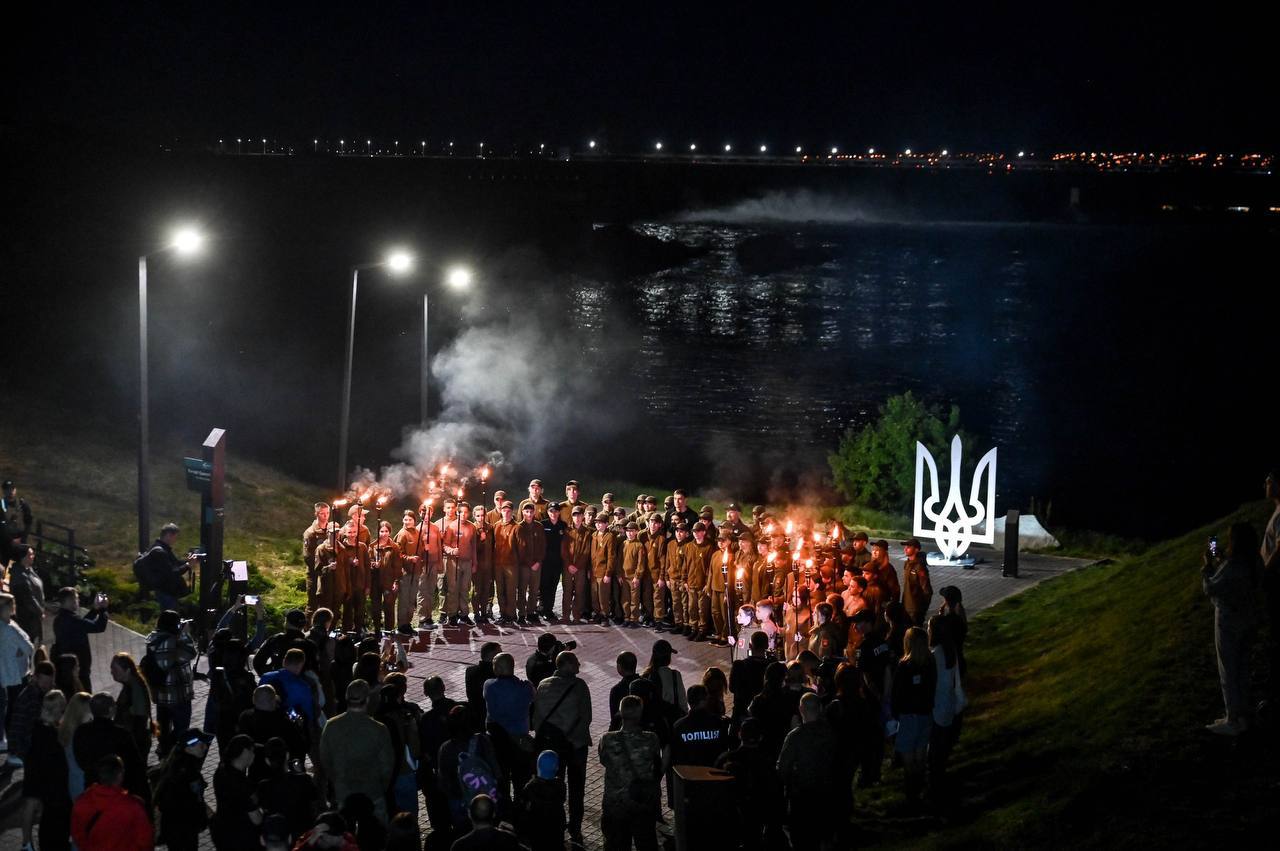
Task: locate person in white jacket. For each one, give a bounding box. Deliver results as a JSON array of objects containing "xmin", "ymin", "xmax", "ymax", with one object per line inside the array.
[{"xmin": 0, "ymin": 592, "xmax": 36, "ymax": 750}]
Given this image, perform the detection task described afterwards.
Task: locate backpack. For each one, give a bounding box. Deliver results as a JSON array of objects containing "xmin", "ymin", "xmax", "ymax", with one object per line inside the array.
[
  {"xmin": 456, "ymin": 735, "xmax": 499, "ymax": 806},
  {"xmin": 133, "ymin": 546, "xmax": 163, "ymax": 592},
  {"xmin": 140, "ymin": 647, "xmax": 164, "ymax": 703}
]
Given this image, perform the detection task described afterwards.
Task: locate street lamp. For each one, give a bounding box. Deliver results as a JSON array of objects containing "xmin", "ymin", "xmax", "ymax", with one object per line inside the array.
[
  {"xmin": 337, "ymin": 251, "xmax": 414, "ymax": 490},
  {"xmin": 137, "ymin": 226, "xmax": 206, "ymax": 552}
]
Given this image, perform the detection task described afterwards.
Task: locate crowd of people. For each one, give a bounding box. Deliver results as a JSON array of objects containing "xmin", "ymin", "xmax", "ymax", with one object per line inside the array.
[{"xmin": 0, "ymin": 477, "xmax": 973, "ymax": 851}]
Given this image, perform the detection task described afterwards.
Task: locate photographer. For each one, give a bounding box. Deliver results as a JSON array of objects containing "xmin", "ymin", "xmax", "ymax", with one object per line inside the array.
[
  {"xmin": 146, "ymin": 609, "xmax": 198, "ymax": 756},
  {"xmin": 51, "ymin": 585, "xmax": 108, "ymax": 692},
  {"xmin": 526, "ymin": 633, "xmax": 575, "ymax": 689},
  {"xmin": 1202, "ymin": 522, "xmax": 1262, "ymax": 736},
  {"xmin": 135, "ymin": 522, "xmax": 200, "ymax": 611}
]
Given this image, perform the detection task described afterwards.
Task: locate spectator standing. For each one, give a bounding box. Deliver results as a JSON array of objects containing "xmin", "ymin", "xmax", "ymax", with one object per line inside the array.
[
  {"xmin": 928, "ymin": 615, "xmax": 966, "ymax": 808},
  {"xmin": 937, "ymin": 585, "xmax": 969, "ymax": 678},
  {"xmin": 146, "ymin": 609, "xmax": 197, "ymax": 755},
  {"xmin": 670, "ymin": 684, "xmax": 731, "ymax": 768},
  {"xmin": 1202, "ymin": 521, "xmax": 1262, "ymax": 735},
  {"xmin": 607, "ymin": 651, "xmax": 640, "ymax": 729},
  {"xmin": 519, "ymin": 750, "xmax": 567, "ymax": 851},
  {"xmin": 261, "ymin": 646, "xmax": 316, "ymax": 724},
  {"xmin": 70, "ymin": 754, "xmax": 154, "ymax": 851},
  {"xmin": 153, "ymin": 728, "xmax": 213, "ymax": 851},
  {"xmin": 531, "ymin": 650, "xmax": 592, "ymax": 846},
  {"xmin": 715, "ymin": 718, "xmax": 781, "ymax": 848},
  {"xmin": 59, "ymin": 690, "xmax": 91, "ymax": 800},
  {"xmin": 597, "ymin": 695, "xmax": 662, "ymax": 851},
  {"xmin": 134, "ymin": 522, "xmax": 199, "ymax": 610},
  {"xmin": 253, "ymin": 608, "xmax": 319, "ymax": 676},
  {"xmin": 642, "ymin": 639, "xmax": 687, "ymax": 721},
  {"xmin": 1, "ymin": 479, "xmax": 33, "ymax": 563},
  {"xmin": 320, "ymin": 679, "xmax": 396, "ymax": 823},
  {"xmin": 482, "ymin": 652, "xmax": 535, "ymax": 804},
  {"xmin": 450, "ymin": 794, "xmax": 522, "ymax": 851},
  {"xmin": 464, "ymin": 641, "xmax": 501, "ymax": 724},
  {"xmin": 21, "ymin": 689, "xmax": 72, "ymax": 851},
  {"xmin": 6, "ymin": 659, "xmax": 53, "ymax": 768},
  {"xmin": 109, "ymin": 651, "xmax": 154, "ymax": 760},
  {"xmin": 51, "ymin": 586, "xmax": 108, "ymax": 692},
  {"xmin": 211, "ymin": 639, "xmax": 257, "ymax": 749},
  {"xmin": 238, "ymin": 683, "xmax": 307, "ymax": 759},
  {"xmin": 728, "ymin": 631, "xmax": 770, "ymax": 731},
  {"xmin": 901, "ymin": 537, "xmax": 933, "ymax": 625},
  {"xmin": 777, "ymin": 692, "xmax": 839, "ymax": 850},
  {"xmin": 375, "ymin": 672, "xmax": 425, "ymax": 819},
  {"xmin": 0, "ymin": 592, "xmax": 34, "ymax": 749},
  {"xmin": 525, "ymin": 633, "xmax": 559, "ymax": 688},
  {"xmin": 437, "ymin": 704, "xmax": 503, "ymax": 830},
  {"xmin": 211, "ymin": 733, "xmax": 264, "ymax": 849},
  {"xmin": 73, "ymin": 693, "xmax": 150, "ymax": 808},
  {"xmin": 418, "ymin": 676, "xmax": 460, "ymax": 844},
  {"xmin": 8, "ymin": 546, "xmax": 45, "ymax": 648},
  {"xmin": 891, "ymin": 626, "xmax": 937, "ymax": 810}
]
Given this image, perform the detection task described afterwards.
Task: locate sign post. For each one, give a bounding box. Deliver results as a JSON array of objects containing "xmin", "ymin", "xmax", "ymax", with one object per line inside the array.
[{"xmin": 198, "ymin": 429, "xmax": 226, "ymax": 637}]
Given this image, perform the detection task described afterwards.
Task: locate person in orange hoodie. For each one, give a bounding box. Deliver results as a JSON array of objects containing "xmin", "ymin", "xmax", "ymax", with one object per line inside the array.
[{"xmin": 70, "ymin": 754, "xmax": 153, "ymax": 851}]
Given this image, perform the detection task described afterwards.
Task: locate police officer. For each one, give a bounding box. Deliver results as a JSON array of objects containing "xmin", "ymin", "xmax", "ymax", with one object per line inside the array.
[{"xmin": 539, "ymin": 502, "xmax": 568, "ymax": 622}]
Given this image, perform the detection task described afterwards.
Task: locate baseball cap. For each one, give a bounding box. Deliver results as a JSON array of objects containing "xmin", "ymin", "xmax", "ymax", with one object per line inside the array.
[
  {"xmin": 602, "ymin": 492, "xmax": 615, "ymax": 501},
  {"xmin": 571, "ymin": 507, "xmax": 584, "ymax": 515},
  {"xmin": 901, "ymin": 537, "xmax": 922, "ymax": 548},
  {"xmin": 594, "ymin": 515, "xmax": 609, "ymax": 525},
  {"xmin": 652, "ymin": 638, "xmax": 678, "ymax": 655},
  {"xmin": 726, "ymin": 502, "xmax": 741, "ymax": 512},
  {"xmin": 873, "ymin": 539, "xmax": 889, "ymax": 550},
  {"xmin": 529, "ymin": 479, "xmax": 543, "ymax": 487},
  {"xmin": 547, "ymin": 501, "xmax": 561, "ymax": 511},
  {"xmin": 501, "ymin": 500, "xmax": 514, "ymax": 509},
  {"xmin": 565, "ymin": 480, "xmax": 580, "ymax": 488},
  {"xmin": 625, "ymin": 521, "xmax": 639, "ymax": 531},
  {"xmin": 852, "ymin": 531, "xmax": 869, "ymax": 542}
]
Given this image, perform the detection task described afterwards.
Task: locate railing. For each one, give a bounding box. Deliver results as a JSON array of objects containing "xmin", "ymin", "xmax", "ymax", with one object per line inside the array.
[{"xmin": 30, "ymin": 518, "xmax": 95, "ymax": 589}]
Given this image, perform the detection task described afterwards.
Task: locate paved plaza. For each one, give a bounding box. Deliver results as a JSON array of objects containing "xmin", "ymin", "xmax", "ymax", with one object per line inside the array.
[{"xmin": 0, "ymin": 547, "xmax": 1093, "ymax": 849}]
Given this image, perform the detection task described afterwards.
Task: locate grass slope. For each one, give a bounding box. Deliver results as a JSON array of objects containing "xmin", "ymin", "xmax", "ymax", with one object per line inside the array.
[{"xmin": 856, "ymin": 499, "xmax": 1276, "ymax": 849}]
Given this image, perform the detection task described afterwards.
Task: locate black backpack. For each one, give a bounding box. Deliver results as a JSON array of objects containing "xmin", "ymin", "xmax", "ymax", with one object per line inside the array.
[{"xmin": 133, "ymin": 546, "xmax": 163, "ymax": 592}]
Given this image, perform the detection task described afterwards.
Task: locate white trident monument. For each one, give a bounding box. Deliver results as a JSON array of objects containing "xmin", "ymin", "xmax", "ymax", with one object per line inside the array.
[{"xmin": 914, "ymin": 435, "xmax": 998, "ymax": 567}]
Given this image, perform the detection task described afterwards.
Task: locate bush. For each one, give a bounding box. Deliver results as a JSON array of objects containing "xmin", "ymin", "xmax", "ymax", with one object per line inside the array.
[{"xmin": 827, "ymin": 391, "xmax": 969, "ymax": 513}]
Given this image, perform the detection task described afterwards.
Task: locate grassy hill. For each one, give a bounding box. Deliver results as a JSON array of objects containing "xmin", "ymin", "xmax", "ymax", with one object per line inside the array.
[{"xmin": 857, "ymin": 498, "xmax": 1277, "ymax": 848}]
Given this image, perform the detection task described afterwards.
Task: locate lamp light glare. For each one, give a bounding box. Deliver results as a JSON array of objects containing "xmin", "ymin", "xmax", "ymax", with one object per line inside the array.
[
  {"xmin": 724, "ymin": 144, "xmax": 732, "ymax": 152},
  {"xmin": 759, "ymin": 145, "xmax": 767, "ymax": 153},
  {"xmin": 588, "ymin": 140, "xmax": 596, "ymax": 149},
  {"xmin": 170, "ymin": 227, "xmax": 204, "ymax": 256},
  {"xmin": 386, "ymin": 252, "xmax": 413, "ymax": 274},
  {"xmin": 655, "ymin": 141, "xmax": 663, "ymax": 150},
  {"xmin": 445, "ymin": 266, "xmax": 473, "ymax": 289}
]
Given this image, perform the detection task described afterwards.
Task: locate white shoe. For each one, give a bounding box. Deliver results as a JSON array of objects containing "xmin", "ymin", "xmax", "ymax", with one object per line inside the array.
[{"xmin": 1205, "ymin": 720, "xmax": 1241, "ymax": 736}]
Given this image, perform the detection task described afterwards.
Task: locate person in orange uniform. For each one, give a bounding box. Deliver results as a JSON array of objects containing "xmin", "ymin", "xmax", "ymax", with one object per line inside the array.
[
  {"xmin": 562, "ymin": 507, "xmax": 593, "ymax": 624},
  {"xmin": 492, "ymin": 501, "xmax": 521, "ymax": 624},
  {"xmin": 413, "ymin": 507, "xmax": 444, "ymax": 629},
  {"xmin": 486, "ymin": 491, "xmax": 508, "ymax": 527},
  {"xmin": 619, "ymin": 522, "xmax": 646, "ymax": 627},
  {"xmin": 589, "ymin": 514, "xmax": 616, "ymax": 625},
  {"xmin": 518, "ymin": 479, "xmax": 549, "ymax": 522},
  {"xmin": 393, "ymin": 511, "xmax": 421, "ymax": 632},
  {"xmin": 516, "ymin": 503, "xmax": 546, "ymax": 624},
  {"xmin": 335, "ymin": 522, "xmax": 369, "ymax": 631},
  {"xmin": 311, "ymin": 534, "xmax": 343, "ymax": 619},
  {"xmin": 438, "ymin": 499, "xmax": 477, "ymax": 626},
  {"xmin": 471, "ymin": 502, "xmax": 494, "ymax": 623},
  {"xmin": 302, "ymin": 502, "xmax": 333, "ymax": 619},
  {"xmin": 709, "ymin": 531, "xmax": 735, "ymax": 646},
  {"xmin": 561, "ymin": 480, "xmax": 588, "ymax": 518},
  {"xmin": 642, "ymin": 514, "xmax": 667, "ymax": 629},
  {"xmin": 370, "ymin": 520, "xmax": 401, "ymax": 633},
  {"xmin": 682, "ymin": 521, "xmax": 714, "ymax": 641}
]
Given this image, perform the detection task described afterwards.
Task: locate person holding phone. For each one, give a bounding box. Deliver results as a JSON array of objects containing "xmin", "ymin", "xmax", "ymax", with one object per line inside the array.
[
  {"xmin": 51, "ymin": 586, "xmax": 109, "ymax": 692},
  {"xmin": 1202, "ymin": 522, "xmax": 1263, "ymax": 735}
]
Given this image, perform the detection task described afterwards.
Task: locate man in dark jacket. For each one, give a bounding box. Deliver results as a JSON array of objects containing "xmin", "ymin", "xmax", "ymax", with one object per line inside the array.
[
  {"xmin": 238, "ymin": 684, "xmax": 308, "ymax": 759},
  {"xmin": 252, "ymin": 608, "xmax": 319, "ymax": 675},
  {"xmin": 51, "ymin": 585, "xmax": 108, "ymax": 692},
  {"xmin": 136, "ymin": 522, "xmax": 199, "ymax": 610},
  {"xmin": 464, "ymin": 641, "xmax": 501, "ymax": 725},
  {"xmin": 729, "ymin": 631, "xmax": 771, "ymax": 729},
  {"xmin": 154, "ymin": 728, "xmax": 213, "ymax": 851},
  {"xmin": 607, "ymin": 651, "xmax": 640, "ymax": 729},
  {"xmin": 73, "ymin": 693, "xmax": 150, "ymax": 804},
  {"xmin": 525, "ymin": 633, "xmax": 559, "ymax": 688},
  {"xmin": 715, "ymin": 718, "xmax": 780, "ymax": 847},
  {"xmin": 539, "ymin": 503, "xmax": 568, "ymax": 622},
  {"xmin": 777, "ymin": 693, "xmax": 840, "ymax": 849},
  {"xmin": 670, "ymin": 685, "xmax": 731, "ymax": 768}
]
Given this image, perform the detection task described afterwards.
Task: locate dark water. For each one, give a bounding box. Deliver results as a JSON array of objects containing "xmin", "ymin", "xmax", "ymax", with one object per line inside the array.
[{"xmin": 550, "ymin": 219, "xmax": 1275, "ymax": 538}]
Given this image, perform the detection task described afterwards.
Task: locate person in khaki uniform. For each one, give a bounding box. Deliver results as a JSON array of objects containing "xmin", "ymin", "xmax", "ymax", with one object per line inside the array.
[
  {"xmin": 682, "ymin": 522, "xmax": 714, "ymax": 641},
  {"xmin": 492, "ymin": 501, "xmax": 521, "ymax": 624},
  {"xmin": 561, "ymin": 480, "xmax": 588, "ymax": 518},
  {"xmin": 598, "ymin": 493, "xmax": 616, "ymax": 520},
  {"xmin": 607, "ymin": 508, "xmax": 629, "ymax": 623},
  {"xmin": 665, "ymin": 523, "xmax": 690, "ymax": 632},
  {"xmin": 518, "ymin": 479, "xmax": 550, "ymax": 522},
  {"xmin": 438, "ymin": 499, "xmax": 477, "ymax": 626},
  {"xmin": 346, "ymin": 504, "xmax": 372, "ymax": 545},
  {"xmin": 642, "ymin": 515, "xmax": 668, "ymax": 628},
  {"xmin": 619, "ymin": 522, "xmax": 646, "ymax": 627},
  {"xmin": 370, "ymin": 520, "xmax": 401, "ymax": 633},
  {"xmin": 900, "ymin": 537, "xmax": 933, "ymax": 626},
  {"xmin": 516, "ymin": 504, "xmax": 546, "ymax": 623},
  {"xmin": 335, "ymin": 523, "xmax": 370, "ymax": 631},
  {"xmin": 720, "ymin": 502, "xmax": 754, "ymax": 547},
  {"xmin": 471, "ymin": 503, "xmax": 494, "ymax": 623},
  {"xmin": 589, "ymin": 515, "xmax": 616, "ymax": 625},
  {"xmin": 312, "ymin": 535, "xmax": 343, "ymax": 619},
  {"xmin": 485, "ymin": 490, "xmax": 508, "ymax": 527},
  {"xmin": 302, "ymin": 502, "xmax": 334, "ymax": 618},
  {"xmin": 751, "ymin": 542, "xmax": 785, "ymax": 609},
  {"xmin": 709, "ymin": 532, "xmax": 735, "ymax": 646},
  {"xmin": 394, "ymin": 512, "xmax": 422, "ymax": 631},
  {"xmin": 562, "ymin": 507, "xmax": 593, "ymax": 624}
]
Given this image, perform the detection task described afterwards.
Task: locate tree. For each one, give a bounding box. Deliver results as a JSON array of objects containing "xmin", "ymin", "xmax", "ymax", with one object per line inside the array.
[{"xmin": 827, "ymin": 392, "xmax": 968, "ymax": 513}]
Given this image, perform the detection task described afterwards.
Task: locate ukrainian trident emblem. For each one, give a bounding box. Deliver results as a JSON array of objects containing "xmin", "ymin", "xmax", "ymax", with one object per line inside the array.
[{"xmin": 914, "ymin": 435, "xmax": 998, "ymax": 560}]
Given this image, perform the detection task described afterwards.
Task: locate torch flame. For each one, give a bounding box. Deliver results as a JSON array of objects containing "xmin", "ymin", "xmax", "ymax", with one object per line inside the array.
[
  {"xmin": 767, "ymin": 551, "xmax": 777, "ymax": 564},
  {"xmin": 359, "ymin": 489, "xmax": 372, "ymax": 503},
  {"xmin": 480, "ymin": 465, "xmax": 490, "ymax": 481},
  {"xmin": 333, "ymin": 498, "xmax": 349, "ymax": 509},
  {"xmin": 784, "ymin": 519, "xmax": 794, "ymax": 536},
  {"xmin": 428, "ymin": 480, "xmax": 436, "ymax": 490},
  {"xmin": 736, "ymin": 568, "xmax": 744, "ymax": 580},
  {"xmin": 831, "ymin": 523, "xmax": 841, "ymax": 540},
  {"xmin": 812, "ymin": 531, "xmax": 822, "ymax": 544},
  {"xmin": 722, "ymin": 551, "xmax": 730, "ymax": 566},
  {"xmin": 456, "ymin": 487, "xmax": 464, "ymax": 498},
  {"xmin": 375, "ymin": 495, "xmax": 388, "ymax": 508},
  {"xmin": 805, "ymin": 558, "xmax": 814, "ymax": 569},
  {"xmin": 765, "ymin": 522, "xmax": 774, "ymax": 536}
]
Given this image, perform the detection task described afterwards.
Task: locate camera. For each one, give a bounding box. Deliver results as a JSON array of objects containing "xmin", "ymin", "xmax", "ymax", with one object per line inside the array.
[
  {"xmin": 244, "ymin": 594, "xmax": 259, "ymax": 605},
  {"xmin": 1208, "ymin": 536, "xmax": 1219, "ymax": 558}
]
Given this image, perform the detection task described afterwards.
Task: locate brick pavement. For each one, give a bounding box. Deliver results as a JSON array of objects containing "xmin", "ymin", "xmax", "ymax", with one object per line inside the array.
[{"xmin": 1, "ymin": 547, "xmax": 1092, "ymax": 849}]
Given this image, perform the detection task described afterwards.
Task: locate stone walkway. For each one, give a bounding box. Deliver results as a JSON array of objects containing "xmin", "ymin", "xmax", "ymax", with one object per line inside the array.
[{"xmin": 0, "ymin": 547, "xmax": 1092, "ymax": 849}]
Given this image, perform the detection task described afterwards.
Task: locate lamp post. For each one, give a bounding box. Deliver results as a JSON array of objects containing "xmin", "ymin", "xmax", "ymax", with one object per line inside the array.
[
  {"xmin": 138, "ymin": 226, "xmax": 205, "ymax": 553},
  {"xmin": 337, "ymin": 251, "xmax": 413, "ymax": 491}
]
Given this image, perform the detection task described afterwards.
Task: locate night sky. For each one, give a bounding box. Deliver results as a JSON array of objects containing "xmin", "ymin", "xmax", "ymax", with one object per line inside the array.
[{"xmin": 10, "ymin": 4, "xmax": 1275, "ymax": 152}]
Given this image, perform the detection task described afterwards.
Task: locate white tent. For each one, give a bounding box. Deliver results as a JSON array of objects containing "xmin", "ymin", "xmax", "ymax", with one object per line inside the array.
[{"xmin": 988, "ymin": 514, "xmax": 1059, "ymax": 551}]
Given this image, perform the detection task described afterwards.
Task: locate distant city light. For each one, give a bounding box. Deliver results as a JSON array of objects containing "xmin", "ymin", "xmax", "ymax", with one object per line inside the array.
[
  {"xmin": 795, "ymin": 146, "xmax": 802, "ymax": 153},
  {"xmin": 690, "ymin": 143, "xmax": 697, "ymax": 151},
  {"xmin": 868, "ymin": 147, "xmax": 875, "ymax": 154},
  {"xmin": 540, "ymin": 143, "xmax": 545, "ymax": 149},
  {"xmin": 941, "ymin": 149, "xmax": 948, "ymax": 156},
  {"xmin": 831, "ymin": 147, "xmax": 838, "ymax": 154},
  {"xmin": 1018, "ymin": 151, "xmax": 1025, "ymax": 157},
  {"xmin": 905, "ymin": 148, "xmax": 912, "ymax": 155}
]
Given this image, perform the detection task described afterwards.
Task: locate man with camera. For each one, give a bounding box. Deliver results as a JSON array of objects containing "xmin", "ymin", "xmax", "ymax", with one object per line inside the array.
[
  {"xmin": 52, "ymin": 585, "xmax": 109, "ymax": 691},
  {"xmin": 134, "ymin": 522, "xmax": 200, "ymax": 611}
]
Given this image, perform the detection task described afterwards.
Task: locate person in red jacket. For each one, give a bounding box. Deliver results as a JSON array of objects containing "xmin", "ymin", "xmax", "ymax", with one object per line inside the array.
[{"xmin": 70, "ymin": 755, "xmax": 153, "ymax": 851}]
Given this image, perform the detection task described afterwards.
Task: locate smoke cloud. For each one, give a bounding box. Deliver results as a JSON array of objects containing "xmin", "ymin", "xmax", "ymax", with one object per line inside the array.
[{"xmin": 677, "ymin": 189, "xmax": 891, "ymax": 225}]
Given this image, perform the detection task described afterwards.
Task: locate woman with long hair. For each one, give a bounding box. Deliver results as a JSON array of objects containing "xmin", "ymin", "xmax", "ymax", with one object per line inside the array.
[
  {"xmin": 927, "ymin": 614, "xmax": 965, "ymax": 807},
  {"xmin": 1202, "ymin": 521, "xmax": 1262, "ymax": 735},
  {"xmin": 642, "ymin": 640, "xmax": 687, "ymax": 718},
  {"xmin": 58, "ymin": 691, "xmax": 93, "ymax": 801},
  {"xmin": 53, "ymin": 653, "xmax": 85, "ymax": 699},
  {"xmin": 110, "ymin": 651, "xmax": 155, "ymax": 760},
  {"xmin": 701, "ymin": 666, "xmax": 728, "ymax": 717},
  {"xmin": 21, "ymin": 689, "xmax": 71, "ymax": 851},
  {"xmin": 891, "ymin": 626, "xmax": 937, "ymax": 811}
]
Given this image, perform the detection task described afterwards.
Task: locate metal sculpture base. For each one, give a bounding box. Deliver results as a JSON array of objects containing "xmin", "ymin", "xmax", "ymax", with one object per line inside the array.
[{"xmin": 926, "ymin": 551, "xmax": 977, "ymax": 568}]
